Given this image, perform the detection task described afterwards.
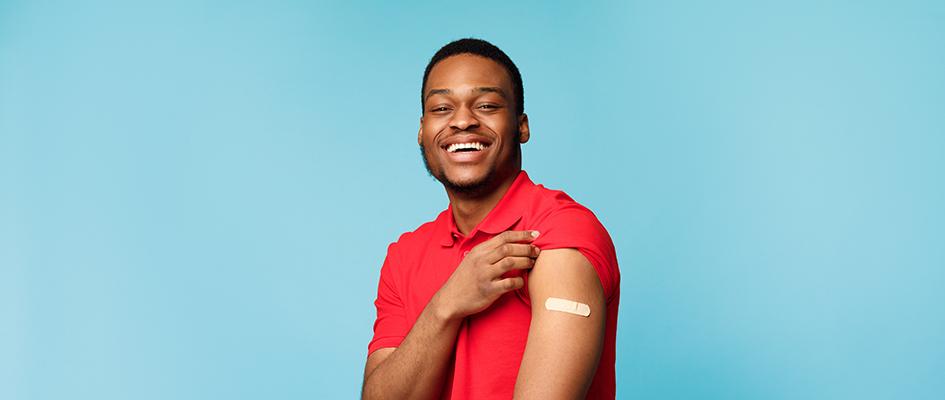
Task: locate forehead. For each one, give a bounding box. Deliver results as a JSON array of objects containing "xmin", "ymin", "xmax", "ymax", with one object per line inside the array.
[{"xmin": 426, "ymin": 54, "xmax": 513, "ymax": 94}]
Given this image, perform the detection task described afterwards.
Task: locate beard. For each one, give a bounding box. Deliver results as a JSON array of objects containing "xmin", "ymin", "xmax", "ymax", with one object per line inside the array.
[
  {"xmin": 420, "ymin": 142, "xmax": 498, "ymax": 197},
  {"xmin": 420, "ymin": 133, "xmax": 522, "ymax": 197}
]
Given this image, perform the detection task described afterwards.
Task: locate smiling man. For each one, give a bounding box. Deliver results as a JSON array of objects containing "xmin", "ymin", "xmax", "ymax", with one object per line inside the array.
[{"xmin": 362, "ymin": 38, "xmax": 620, "ymax": 399}]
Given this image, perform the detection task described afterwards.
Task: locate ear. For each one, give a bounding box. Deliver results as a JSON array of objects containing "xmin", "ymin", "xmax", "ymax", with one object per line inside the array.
[
  {"xmin": 417, "ymin": 117, "xmax": 423, "ymax": 146},
  {"xmin": 518, "ymin": 113, "xmax": 530, "ymax": 144}
]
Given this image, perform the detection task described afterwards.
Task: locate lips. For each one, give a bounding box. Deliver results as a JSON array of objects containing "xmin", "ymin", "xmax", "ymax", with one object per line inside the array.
[
  {"xmin": 440, "ymin": 136, "xmax": 493, "ymax": 163},
  {"xmin": 446, "ymin": 142, "xmax": 487, "ymax": 153}
]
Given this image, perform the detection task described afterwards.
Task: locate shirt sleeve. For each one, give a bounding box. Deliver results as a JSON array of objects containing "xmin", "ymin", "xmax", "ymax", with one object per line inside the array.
[
  {"xmin": 367, "ymin": 242, "xmax": 408, "ymax": 355},
  {"xmin": 517, "ymin": 205, "xmax": 620, "ymax": 303}
]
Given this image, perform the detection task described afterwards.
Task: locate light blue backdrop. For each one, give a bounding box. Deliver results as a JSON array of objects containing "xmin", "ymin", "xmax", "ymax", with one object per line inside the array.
[{"xmin": 2, "ymin": 1, "xmax": 943, "ymax": 399}]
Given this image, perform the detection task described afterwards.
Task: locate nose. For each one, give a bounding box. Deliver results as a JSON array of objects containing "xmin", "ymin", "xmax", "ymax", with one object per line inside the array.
[{"xmin": 449, "ymin": 105, "xmax": 479, "ymax": 131}]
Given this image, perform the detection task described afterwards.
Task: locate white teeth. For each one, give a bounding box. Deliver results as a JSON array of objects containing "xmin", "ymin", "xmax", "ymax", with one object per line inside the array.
[{"xmin": 447, "ymin": 142, "xmax": 486, "ymax": 153}]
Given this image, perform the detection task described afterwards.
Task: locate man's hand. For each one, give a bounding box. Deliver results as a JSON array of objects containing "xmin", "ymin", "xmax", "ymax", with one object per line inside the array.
[{"xmin": 432, "ymin": 230, "xmax": 541, "ymax": 320}]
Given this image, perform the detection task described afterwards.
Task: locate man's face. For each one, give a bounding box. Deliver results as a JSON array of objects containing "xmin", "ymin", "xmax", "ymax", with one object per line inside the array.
[{"xmin": 419, "ymin": 54, "xmax": 529, "ymax": 195}]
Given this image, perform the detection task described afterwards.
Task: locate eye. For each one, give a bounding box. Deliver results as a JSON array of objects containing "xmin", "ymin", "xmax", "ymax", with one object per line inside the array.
[
  {"xmin": 478, "ymin": 104, "xmax": 499, "ymax": 110},
  {"xmin": 430, "ymin": 106, "xmax": 451, "ymax": 113}
]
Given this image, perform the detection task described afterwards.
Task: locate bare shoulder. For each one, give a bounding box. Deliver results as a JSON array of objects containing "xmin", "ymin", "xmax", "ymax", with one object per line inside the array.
[{"xmin": 528, "ymin": 248, "xmax": 604, "ymax": 299}]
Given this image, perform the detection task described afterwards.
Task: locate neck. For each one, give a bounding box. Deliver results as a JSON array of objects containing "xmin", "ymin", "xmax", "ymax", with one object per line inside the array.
[{"xmin": 446, "ymin": 169, "xmax": 520, "ymax": 235}]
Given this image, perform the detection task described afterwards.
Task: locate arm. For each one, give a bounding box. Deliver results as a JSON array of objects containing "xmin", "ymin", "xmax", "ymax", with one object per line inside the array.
[
  {"xmin": 513, "ymin": 248, "xmax": 606, "ymax": 399},
  {"xmin": 362, "ymin": 231, "xmax": 542, "ymax": 400},
  {"xmin": 361, "ymin": 295, "xmax": 463, "ymax": 400}
]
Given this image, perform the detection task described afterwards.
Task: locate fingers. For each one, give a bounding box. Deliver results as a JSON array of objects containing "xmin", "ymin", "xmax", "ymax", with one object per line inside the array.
[
  {"xmin": 483, "ymin": 243, "xmax": 541, "ymax": 264},
  {"xmin": 470, "ymin": 230, "xmax": 541, "ymax": 300},
  {"xmin": 491, "ymin": 256, "xmax": 536, "ymax": 274},
  {"xmin": 483, "ymin": 230, "xmax": 540, "ymax": 249},
  {"xmin": 493, "ymin": 277, "xmax": 525, "ymax": 293}
]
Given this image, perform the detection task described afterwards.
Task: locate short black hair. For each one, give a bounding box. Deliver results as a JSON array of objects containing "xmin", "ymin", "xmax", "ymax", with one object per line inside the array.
[{"xmin": 421, "ymin": 38, "xmax": 524, "ymax": 115}]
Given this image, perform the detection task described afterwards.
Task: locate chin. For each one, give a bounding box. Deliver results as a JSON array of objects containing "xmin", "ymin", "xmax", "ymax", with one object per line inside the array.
[
  {"xmin": 445, "ymin": 175, "xmax": 488, "ymax": 190},
  {"xmin": 442, "ymin": 168, "xmax": 495, "ymax": 194},
  {"xmin": 447, "ymin": 170, "xmax": 485, "ymax": 185}
]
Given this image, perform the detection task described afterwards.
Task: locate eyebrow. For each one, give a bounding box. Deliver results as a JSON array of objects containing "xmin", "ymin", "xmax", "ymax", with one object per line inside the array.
[{"xmin": 424, "ymin": 86, "xmax": 508, "ymax": 102}]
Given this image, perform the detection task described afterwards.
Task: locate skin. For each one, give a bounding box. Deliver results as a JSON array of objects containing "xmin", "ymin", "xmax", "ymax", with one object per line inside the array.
[
  {"xmin": 514, "ymin": 248, "xmax": 606, "ymax": 399},
  {"xmin": 418, "ymin": 53, "xmax": 530, "ymax": 234},
  {"xmin": 362, "ymin": 53, "xmax": 605, "ymax": 399}
]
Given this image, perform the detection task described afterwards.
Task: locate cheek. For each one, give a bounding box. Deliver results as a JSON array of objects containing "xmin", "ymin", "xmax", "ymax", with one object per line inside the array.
[
  {"xmin": 422, "ymin": 136, "xmax": 438, "ymax": 151},
  {"xmin": 421, "ymin": 124, "xmax": 449, "ymax": 150},
  {"xmin": 486, "ymin": 118, "xmax": 514, "ymax": 137},
  {"xmin": 420, "ymin": 135, "xmax": 440, "ymax": 159}
]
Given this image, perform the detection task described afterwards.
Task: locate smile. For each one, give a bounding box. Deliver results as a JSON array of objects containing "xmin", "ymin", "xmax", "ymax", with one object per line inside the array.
[{"xmin": 446, "ymin": 142, "xmax": 489, "ymax": 153}]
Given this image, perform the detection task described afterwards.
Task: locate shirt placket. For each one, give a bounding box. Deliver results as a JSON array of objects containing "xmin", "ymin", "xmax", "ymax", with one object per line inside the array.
[
  {"xmin": 456, "ymin": 235, "xmax": 472, "ymax": 262},
  {"xmin": 454, "ymin": 231, "xmax": 488, "ymax": 263}
]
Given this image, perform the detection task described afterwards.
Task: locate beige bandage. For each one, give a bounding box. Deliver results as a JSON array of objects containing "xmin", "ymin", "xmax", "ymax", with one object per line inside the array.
[{"xmin": 544, "ymin": 297, "xmax": 591, "ymax": 317}]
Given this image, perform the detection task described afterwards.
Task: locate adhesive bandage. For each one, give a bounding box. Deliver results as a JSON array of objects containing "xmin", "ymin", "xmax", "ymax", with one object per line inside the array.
[{"xmin": 544, "ymin": 297, "xmax": 591, "ymax": 317}]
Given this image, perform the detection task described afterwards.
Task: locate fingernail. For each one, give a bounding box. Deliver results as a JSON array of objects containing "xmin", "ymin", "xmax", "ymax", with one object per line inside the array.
[{"xmin": 531, "ymin": 231, "xmax": 540, "ymax": 238}]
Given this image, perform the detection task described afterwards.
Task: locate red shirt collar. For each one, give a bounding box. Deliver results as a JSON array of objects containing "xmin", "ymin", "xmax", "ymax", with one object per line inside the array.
[{"xmin": 440, "ymin": 170, "xmax": 533, "ymax": 246}]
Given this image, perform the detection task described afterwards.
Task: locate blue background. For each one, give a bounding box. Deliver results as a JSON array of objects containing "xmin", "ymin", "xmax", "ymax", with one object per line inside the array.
[{"xmin": 2, "ymin": 1, "xmax": 943, "ymax": 399}]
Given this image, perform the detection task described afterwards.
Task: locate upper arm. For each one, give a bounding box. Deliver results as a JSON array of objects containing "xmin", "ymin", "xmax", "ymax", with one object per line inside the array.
[{"xmin": 513, "ymin": 248, "xmax": 606, "ymax": 399}]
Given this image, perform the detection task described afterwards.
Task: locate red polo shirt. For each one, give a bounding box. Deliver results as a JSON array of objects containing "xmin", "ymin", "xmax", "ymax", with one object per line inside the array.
[{"xmin": 369, "ymin": 170, "xmax": 620, "ymax": 399}]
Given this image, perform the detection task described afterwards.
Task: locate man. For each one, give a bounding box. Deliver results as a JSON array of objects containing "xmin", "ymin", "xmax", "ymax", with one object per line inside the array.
[{"xmin": 362, "ymin": 38, "xmax": 620, "ymax": 399}]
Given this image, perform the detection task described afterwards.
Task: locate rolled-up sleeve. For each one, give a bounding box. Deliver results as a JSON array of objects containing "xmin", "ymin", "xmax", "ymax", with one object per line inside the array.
[
  {"xmin": 523, "ymin": 205, "xmax": 620, "ymax": 303},
  {"xmin": 368, "ymin": 243, "xmax": 408, "ymax": 355}
]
